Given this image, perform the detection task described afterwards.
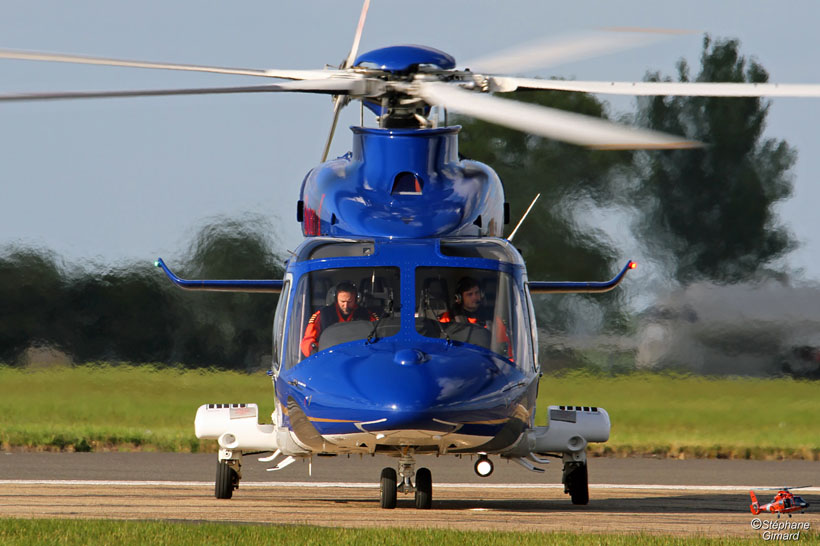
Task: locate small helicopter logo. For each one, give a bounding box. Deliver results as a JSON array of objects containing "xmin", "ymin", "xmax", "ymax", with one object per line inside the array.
[{"xmin": 750, "ymin": 486, "xmax": 811, "ymax": 518}]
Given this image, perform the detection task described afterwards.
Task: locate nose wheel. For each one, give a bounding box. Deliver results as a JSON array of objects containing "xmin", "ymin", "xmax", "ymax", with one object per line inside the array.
[
  {"xmin": 414, "ymin": 467, "xmax": 432, "ymax": 509},
  {"xmin": 379, "ymin": 467, "xmax": 397, "ymax": 509},
  {"xmin": 379, "ymin": 455, "xmax": 433, "ymax": 509}
]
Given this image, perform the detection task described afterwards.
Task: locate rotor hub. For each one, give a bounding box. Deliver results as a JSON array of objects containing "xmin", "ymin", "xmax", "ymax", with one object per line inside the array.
[{"xmin": 354, "ymin": 45, "xmax": 456, "ymax": 74}]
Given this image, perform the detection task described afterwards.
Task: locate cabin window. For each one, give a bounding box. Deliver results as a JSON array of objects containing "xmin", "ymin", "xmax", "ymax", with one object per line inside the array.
[
  {"xmin": 438, "ymin": 238, "xmax": 518, "ymax": 263},
  {"xmin": 303, "ymin": 240, "xmax": 375, "ymax": 261},
  {"xmin": 286, "ymin": 267, "xmax": 401, "ymax": 367},
  {"xmin": 415, "ymin": 267, "xmax": 531, "ymax": 363},
  {"xmin": 391, "ymin": 171, "xmax": 423, "ymax": 195}
]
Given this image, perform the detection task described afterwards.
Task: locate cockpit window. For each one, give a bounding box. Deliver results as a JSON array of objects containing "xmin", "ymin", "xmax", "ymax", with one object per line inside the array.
[
  {"xmin": 415, "ymin": 267, "xmax": 531, "ymax": 362},
  {"xmin": 286, "ymin": 267, "xmax": 400, "ymax": 366}
]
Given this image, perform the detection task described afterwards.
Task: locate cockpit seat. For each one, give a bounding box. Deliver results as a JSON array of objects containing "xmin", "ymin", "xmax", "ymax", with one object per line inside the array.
[
  {"xmin": 359, "ymin": 276, "xmax": 393, "ymax": 316},
  {"xmin": 418, "ymin": 277, "xmax": 450, "ymax": 320}
]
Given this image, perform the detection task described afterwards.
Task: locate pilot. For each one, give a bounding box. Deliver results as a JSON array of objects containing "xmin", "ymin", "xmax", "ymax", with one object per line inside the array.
[
  {"xmin": 301, "ymin": 282, "xmax": 376, "ymax": 357},
  {"xmin": 439, "ymin": 276, "xmax": 513, "ymax": 359},
  {"xmin": 438, "ymin": 277, "xmax": 490, "ymax": 326}
]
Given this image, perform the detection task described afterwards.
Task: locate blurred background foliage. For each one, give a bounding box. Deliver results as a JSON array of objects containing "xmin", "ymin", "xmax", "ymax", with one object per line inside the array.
[{"xmin": 0, "ymin": 215, "xmax": 284, "ymax": 369}]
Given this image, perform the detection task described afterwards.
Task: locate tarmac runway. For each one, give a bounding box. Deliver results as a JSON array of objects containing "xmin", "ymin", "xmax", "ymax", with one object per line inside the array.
[{"xmin": 1, "ymin": 453, "xmax": 817, "ymax": 537}]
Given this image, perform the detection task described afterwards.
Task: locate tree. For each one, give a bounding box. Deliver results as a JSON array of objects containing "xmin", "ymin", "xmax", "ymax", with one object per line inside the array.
[
  {"xmin": 169, "ymin": 214, "xmax": 285, "ymax": 369},
  {"xmin": 0, "ymin": 215, "xmax": 284, "ymax": 369},
  {"xmin": 0, "ymin": 247, "xmax": 69, "ymax": 363},
  {"xmin": 64, "ymin": 263, "xmax": 178, "ymax": 364},
  {"xmin": 634, "ymin": 35, "xmax": 796, "ymax": 283}
]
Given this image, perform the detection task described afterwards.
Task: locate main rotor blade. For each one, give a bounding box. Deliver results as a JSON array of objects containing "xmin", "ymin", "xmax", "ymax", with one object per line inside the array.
[
  {"xmin": 344, "ymin": 0, "xmax": 371, "ymax": 69},
  {"xmin": 0, "ymin": 79, "xmax": 362, "ymax": 102},
  {"xmin": 415, "ymin": 81, "xmax": 700, "ymax": 150},
  {"xmin": 322, "ymin": 0, "xmax": 371, "ymax": 162},
  {"xmin": 493, "ymin": 77, "xmax": 820, "ymax": 97},
  {"xmin": 462, "ymin": 29, "xmax": 684, "ymax": 74},
  {"xmin": 0, "ymin": 48, "xmax": 337, "ymax": 80}
]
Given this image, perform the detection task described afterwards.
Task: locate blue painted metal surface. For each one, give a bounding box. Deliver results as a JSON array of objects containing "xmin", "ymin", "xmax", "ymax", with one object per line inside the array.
[
  {"xmin": 354, "ymin": 45, "xmax": 456, "ymax": 72},
  {"xmin": 300, "ymin": 127, "xmax": 505, "ymax": 239},
  {"xmin": 281, "ymin": 340, "xmax": 530, "ymax": 437}
]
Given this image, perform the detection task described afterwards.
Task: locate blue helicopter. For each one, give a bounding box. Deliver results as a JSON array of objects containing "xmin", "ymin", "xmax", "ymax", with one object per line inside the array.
[{"xmin": 5, "ymin": 2, "xmax": 820, "ymax": 510}]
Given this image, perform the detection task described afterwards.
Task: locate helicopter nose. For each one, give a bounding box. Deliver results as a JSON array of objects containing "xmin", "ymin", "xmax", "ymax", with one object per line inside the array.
[
  {"xmin": 300, "ymin": 343, "xmax": 512, "ymax": 424},
  {"xmin": 346, "ymin": 348, "xmax": 497, "ymax": 411},
  {"xmin": 346, "ymin": 349, "xmax": 507, "ymax": 432}
]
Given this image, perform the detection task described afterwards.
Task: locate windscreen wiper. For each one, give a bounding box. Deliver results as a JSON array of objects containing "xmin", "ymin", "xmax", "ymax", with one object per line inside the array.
[{"xmin": 366, "ymin": 298, "xmax": 393, "ymax": 343}]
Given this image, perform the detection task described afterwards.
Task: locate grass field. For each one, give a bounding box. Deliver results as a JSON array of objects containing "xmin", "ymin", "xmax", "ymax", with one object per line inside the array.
[
  {"xmin": 0, "ymin": 518, "xmax": 795, "ymax": 545},
  {"xmin": 0, "ymin": 364, "xmax": 274, "ymax": 452},
  {"xmin": 538, "ymin": 371, "xmax": 820, "ymax": 459},
  {"xmin": 0, "ymin": 365, "xmax": 818, "ymax": 458}
]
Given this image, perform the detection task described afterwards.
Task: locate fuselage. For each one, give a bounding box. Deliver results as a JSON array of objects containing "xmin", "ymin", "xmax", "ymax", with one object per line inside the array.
[
  {"xmin": 299, "ymin": 126, "xmax": 505, "ymax": 239},
  {"xmin": 269, "ymin": 122, "xmax": 540, "ymax": 456},
  {"xmin": 272, "ymin": 236, "xmax": 540, "ymax": 455}
]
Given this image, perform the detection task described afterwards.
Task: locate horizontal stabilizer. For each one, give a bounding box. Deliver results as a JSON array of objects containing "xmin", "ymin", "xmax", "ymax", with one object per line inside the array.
[
  {"xmin": 529, "ymin": 261, "xmax": 635, "ymax": 294},
  {"xmin": 155, "ymin": 258, "xmax": 283, "ymax": 293}
]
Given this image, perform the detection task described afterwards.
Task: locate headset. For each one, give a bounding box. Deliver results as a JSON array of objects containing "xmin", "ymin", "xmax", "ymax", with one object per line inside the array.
[{"xmin": 453, "ymin": 276, "xmax": 481, "ymax": 305}]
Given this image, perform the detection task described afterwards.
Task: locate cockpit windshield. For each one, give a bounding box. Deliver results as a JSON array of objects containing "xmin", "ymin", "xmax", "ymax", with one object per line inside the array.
[
  {"xmin": 287, "ymin": 267, "xmax": 400, "ymax": 366},
  {"xmin": 415, "ymin": 267, "xmax": 530, "ymax": 361}
]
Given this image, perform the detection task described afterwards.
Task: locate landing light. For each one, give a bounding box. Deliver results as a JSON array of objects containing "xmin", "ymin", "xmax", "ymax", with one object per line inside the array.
[{"xmin": 474, "ymin": 455, "xmax": 494, "ymax": 477}]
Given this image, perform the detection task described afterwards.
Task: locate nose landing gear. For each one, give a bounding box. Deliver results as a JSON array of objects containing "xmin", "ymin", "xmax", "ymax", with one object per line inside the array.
[
  {"xmin": 379, "ymin": 451, "xmax": 433, "ymax": 509},
  {"xmin": 379, "ymin": 467, "xmax": 397, "ymax": 509},
  {"xmin": 414, "ymin": 467, "xmax": 432, "ymax": 509}
]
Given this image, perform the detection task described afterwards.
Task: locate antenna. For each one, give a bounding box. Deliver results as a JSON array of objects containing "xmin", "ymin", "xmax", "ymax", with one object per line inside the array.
[{"xmin": 507, "ymin": 193, "xmax": 541, "ymax": 242}]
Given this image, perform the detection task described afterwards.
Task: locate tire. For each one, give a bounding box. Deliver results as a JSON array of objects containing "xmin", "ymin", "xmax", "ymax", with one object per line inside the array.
[
  {"xmin": 564, "ymin": 462, "xmax": 589, "ymax": 505},
  {"xmin": 380, "ymin": 467, "xmax": 397, "ymax": 509},
  {"xmin": 215, "ymin": 461, "xmax": 238, "ymax": 499},
  {"xmin": 414, "ymin": 467, "xmax": 432, "ymax": 509}
]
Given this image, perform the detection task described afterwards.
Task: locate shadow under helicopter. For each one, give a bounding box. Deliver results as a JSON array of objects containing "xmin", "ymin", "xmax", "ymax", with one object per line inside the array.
[{"xmin": 342, "ymin": 493, "xmax": 795, "ymax": 514}]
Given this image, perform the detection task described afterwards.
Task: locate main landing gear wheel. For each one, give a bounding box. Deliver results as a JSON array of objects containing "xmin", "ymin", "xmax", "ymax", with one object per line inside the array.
[
  {"xmin": 380, "ymin": 467, "xmax": 397, "ymax": 509},
  {"xmin": 563, "ymin": 462, "xmax": 589, "ymax": 505},
  {"xmin": 414, "ymin": 467, "xmax": 432, "ymax": 509},
  {"xmin": 215, "ymin": 461, "xmax": 239, "ymax": 499}
]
